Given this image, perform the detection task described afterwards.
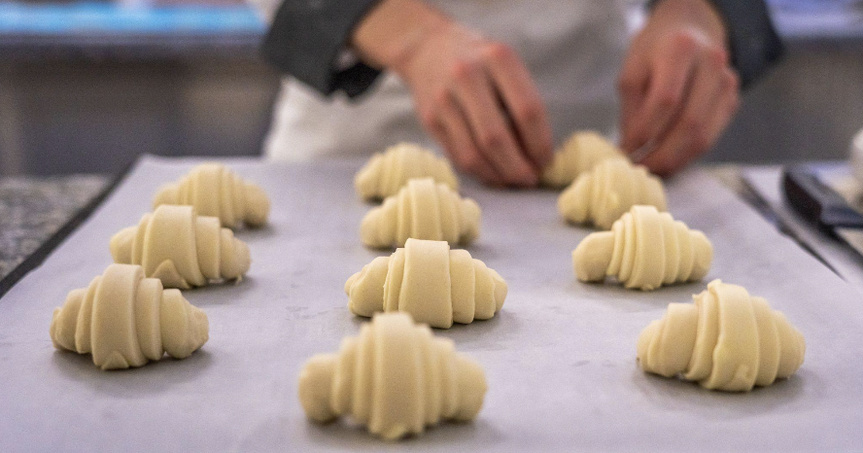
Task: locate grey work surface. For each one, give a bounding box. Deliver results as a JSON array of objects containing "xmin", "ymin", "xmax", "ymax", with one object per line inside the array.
[{"xmin": 2, "ymin": 155, "xmax": 862, "ymax": 452}]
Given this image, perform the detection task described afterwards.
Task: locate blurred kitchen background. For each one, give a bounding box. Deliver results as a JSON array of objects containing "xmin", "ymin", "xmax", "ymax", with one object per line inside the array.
[{"xmin": 0, "ymin": 0, "xmax": 861, "ymax": 176}]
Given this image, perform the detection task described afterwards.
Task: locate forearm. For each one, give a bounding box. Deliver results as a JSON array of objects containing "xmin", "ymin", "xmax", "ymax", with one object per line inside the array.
[
  {"xmin": 649, "ymin": 0, "xmax": 727, "ymax": 49},
  {"xmin": 350, "ymin": 0, "xmax": 451, "ymax": 74},
  {"xmin": 648, "ymin": 0, "xmax": 783, "ymax": 88}
]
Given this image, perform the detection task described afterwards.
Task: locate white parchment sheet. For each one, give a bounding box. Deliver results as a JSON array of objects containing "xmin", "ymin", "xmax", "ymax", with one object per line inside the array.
[{"xmin": 2, "ymin": 155, "xmax": 862, "ymax": 452}]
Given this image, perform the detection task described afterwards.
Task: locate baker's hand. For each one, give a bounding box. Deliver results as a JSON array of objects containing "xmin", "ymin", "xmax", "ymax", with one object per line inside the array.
[
  {"xmin": 351, "ymin": 0, "xmax": 553, "ymax": 186},
  {"xmin": 396, "ymin": 23, "xmax": 556, "ymax": 186},
  {"xmin": 618, "ymin": 0, "xmax": 740, "ymax": 176}
]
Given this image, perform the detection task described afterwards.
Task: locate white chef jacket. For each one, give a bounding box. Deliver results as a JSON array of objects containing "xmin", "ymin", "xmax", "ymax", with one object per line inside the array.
[{"xmin": 250, "ymin": 0, "xmax": 630, "ymax": 161}]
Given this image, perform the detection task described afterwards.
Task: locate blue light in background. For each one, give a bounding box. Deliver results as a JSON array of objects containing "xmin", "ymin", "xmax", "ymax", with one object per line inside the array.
[{"xmin": 0, "ymin": 1, "xmax": 267, "ymax": 35}]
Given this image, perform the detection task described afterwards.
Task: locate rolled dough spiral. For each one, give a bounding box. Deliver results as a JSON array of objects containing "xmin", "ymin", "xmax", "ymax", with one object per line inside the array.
[
  {"xmin": 110, "ymin": 205, "xmax": 251, "ymax": 289},
  {"xmin": 558, "ymin": 159, "xmax": 667, "ymax": 230},
  {"xmin": 354, "ymin": 142, "xmax": 459, "ymax": 201},
  {"xmin": 345, "ymin": 238, "xmax": 507, "ymax": 328},
  {"xmin": 573, "ymin": 205, "xmax": 712, "ymax": 290},
  {"xmin": 50, "ymin": 263, "xmax": 208, "ymax": 370},
  {"xmin": 361, "ymin": 177, "xmax": 480, "ymax": 248},
  {"xmin": 540, "ymin": 130, "xmax": 625, "ymax": 189},
  {"xmin": 298, "ymin": 312, "xmax": 487, "ymax": 440},
  {"xmin": 153, "ymin": 163, "xmax": 270, "ymax": 228},
  {"xmin": 637, "ymin": 279, "xmax": 806, "ymax": 391}
]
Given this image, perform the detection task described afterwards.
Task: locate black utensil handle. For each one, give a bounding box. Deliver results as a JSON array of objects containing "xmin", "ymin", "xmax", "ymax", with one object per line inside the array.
[{"xmin": 782, "ymin": 164, "xmax": 863, "ymax": 229}]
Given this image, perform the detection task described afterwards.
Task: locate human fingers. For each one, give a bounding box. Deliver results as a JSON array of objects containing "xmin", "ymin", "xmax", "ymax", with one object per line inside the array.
[
  {"xmin": 638, "ymin": 50, "xmax": 721, "ymax": 175},
  {"xmin": 624, "ymin": 33, "xmax": 700, "ymax": 155},
  {"xmin": 639, "ymin": 51, "xmax": 739, "ymax": 176},
  {"xmin": 423, "ymin": 91, "xmax": 503, "ymax": 185},
  {"xmin": 451, "ymin": 57, "xmax": 538, "ymax": 186},
  {"xmin": 617, "ymin": 49, "xmax": 650, "ymax": 153},
  {"xmin": 483, "ymin": 42, "xmax": 554, "ymax": 170}
]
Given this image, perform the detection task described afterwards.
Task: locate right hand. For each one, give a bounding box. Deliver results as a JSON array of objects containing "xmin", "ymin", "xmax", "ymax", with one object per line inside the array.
[
  {"xmin": 617, "ymin": 0, "xmax": 739, "ymax": 176},
  {"xmin": 352, "ymin": 0, "xmax": 553, "ymax": 187}
]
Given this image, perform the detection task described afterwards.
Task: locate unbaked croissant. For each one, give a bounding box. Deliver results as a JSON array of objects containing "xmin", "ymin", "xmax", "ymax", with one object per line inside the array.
[
  {"xmin": 346, "ymin": 238, "xmax": 507, "ymax": 328},
  {"xmin": 558, "ymin": 159, "xmax": 666, "ymax": 229},
  {"xmin": 153, "ymin": 163, "xmax": 270, "ymax": 229},
  {"xmin": 540, "ymin": 130, "xmax": 626, "ymax": 189},
  {"xmin": 355, "ymin": 142, "xmax": 459, "ymax": 201},
  {"xmin": 110, "ymin": 205, "xmax": 251, "ymax": 289},
  {"xmin": 573, "ymin": 205, "xmax": 712, "ymax": 290},
  {"xmin": 298, "ymin": 312, "xmax": 486, "ymax": 440},
  {"xmin": 637, "ymin": 279, "xmax": 806, "ymax": 391},
  {"xmin": 50, "ymin": 263, "xmax": 208, "ymax": 370},
  {"xmin": 361, "ymin": 177, "xmax": 480, "ymax": 248}
]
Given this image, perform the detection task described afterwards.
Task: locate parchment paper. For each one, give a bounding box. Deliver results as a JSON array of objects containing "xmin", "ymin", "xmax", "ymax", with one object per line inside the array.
[{"xmin": 2, "ymin": 155, "xmax": 862, "ymax": 452}]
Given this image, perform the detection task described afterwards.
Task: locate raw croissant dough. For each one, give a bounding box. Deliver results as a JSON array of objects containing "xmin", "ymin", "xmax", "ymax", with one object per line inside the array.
[
  {"xmin": 50, "ymin": 264, "xmax": 208, "ymax": 370},
  {"xmin": 361, "ymin": 177, "xmax": 480, "ymax": 248},
  {"xmin": 637, "ymin": 279, "xmax": 806, "ymax": 391},
  {"xmin": 153, "ymin": 163, "xmax": 270, "ymax": 229},
  {"xmin": 110, "ymin": 205, "xmax": 251, "ymax": 289},
  {"xmin": 573, "ymin": 205, "xmax": 712, "ymax": 290},
  {"xmin": 355, "ymin": 142, "xmax": 459, "ymax": 200},
  {"xmin": 345, "ymin": 238, "xmax": 507, "ymax": 328},
  {"xmin": 298, "ymin": 312, "xmax": 487, "ymax": 440},
  {"xmin": 558, "ymin": 159, "xmax": 666, "ymax": 229},
  {"xmin": 540, "ymin": 130, "xmax": 626, "ymax": 189}
]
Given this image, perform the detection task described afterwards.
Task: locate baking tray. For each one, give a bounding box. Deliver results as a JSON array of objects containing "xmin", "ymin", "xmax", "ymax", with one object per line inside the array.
[{"xmin": 1, "ymin": 155, "xmax": 862, "ymax": 451}]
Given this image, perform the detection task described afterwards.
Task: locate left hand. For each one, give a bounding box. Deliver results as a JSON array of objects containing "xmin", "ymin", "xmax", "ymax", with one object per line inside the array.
[{"xmin": 618, "ymin": 0, "xmax": 740, "ymax": 176}]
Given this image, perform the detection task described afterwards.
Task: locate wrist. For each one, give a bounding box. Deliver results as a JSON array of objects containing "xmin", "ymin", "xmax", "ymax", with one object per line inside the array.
[
  {"xmin": 650, "ymin": 0, "xmax": 728, "ymax": 49},
  {"xmin": 350, "ymin": 0, "xmax": 451, "ymax": 73}
]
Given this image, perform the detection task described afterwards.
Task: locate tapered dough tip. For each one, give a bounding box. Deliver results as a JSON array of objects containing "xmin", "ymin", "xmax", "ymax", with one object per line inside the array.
[
  {"xmin": 220, "ymin": 232, "xmax": 251, "ymax": 280},
  {"xmin": 462, "ymin": 199, "xmax": 481, "ymax": 243},
  {"xmin": 636, "ymin": 319, "xmax": 660, "ymax": 365},
  {"xmin": 572, "ymin": 232, "xmax": 614, "ymax": 282},
  {"xmin": 151, "ymin": 183, "xmax": 178, "ymax": 210},
  {"xmin": 690, "ymin": 231, "xmax": 714, "ymax": 281},
  {"xmin": 354, "ymin": 160, "xmax": 380, "ymax": 200},
  {"xmin": 344, "ymin": 257, "xmax": 390, "ymax": 317},
  {"xmin": 49, "ymin": 307, "xmax": 62, "ymax": 349},
  {"xmin": 233, "ymin": 239, "xmax": 252, "ymax": 278},
  {"xmin": 557, "ymin": 176, "xmax": 591, "ymax": 224},
  {"xmin": 50, "ymin": 288, "xmax": 86, "ymax": 351},
  {"xmin": 243, "ymin": 182, "xmax": 270, "ymax": 227},
  {"xmin": 359, "ymin": 210, "xmax": 384, "ymax": 248},
  {"xmin": 345, "ymin": 271, "xmax": 361, "ymax": 295},
  {"xmin": 298, "ymin": 353, "xmax": 338, "ymax": 423},
  {"xmin": 100, "ymin": 351, "xmax": 131, "ymax": 371},
  {"xmin": 160, "ymin": 288, "xmax": 210, "ymax": 360},
  {"xmin": 453, "ymin": 355, "xmax": 488, "ymax": 421},
  {"xmin": 109, "ymin": 226, "xmax": 136, "ymax": 264},
  {"xmin": 238, "ymin": 241, "xmax": 252, "ymax": 277},
  {"xmin": 188, "ymin": 303, "xmax": 210, "ymax": 354},
  {"xmin": 491, "ymin": 269, "xmax": 508, "ymax": 312}
]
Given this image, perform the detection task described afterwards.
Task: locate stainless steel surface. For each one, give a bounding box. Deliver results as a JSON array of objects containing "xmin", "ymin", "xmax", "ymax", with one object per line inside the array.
[
  {"xmin": 2, "ymin": 156, "xmax": 862, "ymax": 451},
  {"xmin": 782, "ymin": 163, "xmax": 863, "ymax": 262},
  {"xmin": 744, "ymin": 164, "xmax": 863, "ymax": 289},
  {"xmin": 836, "ymin": 228, "xmax": 863, "ymax": 259}
]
